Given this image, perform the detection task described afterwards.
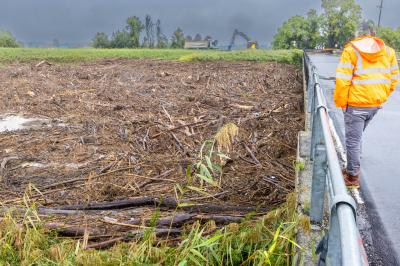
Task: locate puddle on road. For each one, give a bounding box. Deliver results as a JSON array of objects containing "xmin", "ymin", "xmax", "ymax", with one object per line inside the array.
[{"xmin": 0, "ymin": 115, "xmax": 48, "ymax": 133}]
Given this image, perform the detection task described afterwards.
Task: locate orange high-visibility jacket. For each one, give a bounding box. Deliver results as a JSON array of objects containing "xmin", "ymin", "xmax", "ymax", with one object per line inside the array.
[{"xmin": 334, "ymin": 36, "xmax": 399, "ymax": 108}]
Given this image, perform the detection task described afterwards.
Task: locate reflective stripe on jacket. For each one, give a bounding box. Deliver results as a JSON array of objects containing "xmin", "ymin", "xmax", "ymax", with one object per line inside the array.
[{"xmin": 334, "ymin": 36, "xmax": 399, "ymax": 108}]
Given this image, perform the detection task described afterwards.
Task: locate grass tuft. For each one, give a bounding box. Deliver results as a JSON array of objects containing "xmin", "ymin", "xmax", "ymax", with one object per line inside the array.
[{"xmin": 214, "ymin": 123, "xmax": 239, "ymax": 153}]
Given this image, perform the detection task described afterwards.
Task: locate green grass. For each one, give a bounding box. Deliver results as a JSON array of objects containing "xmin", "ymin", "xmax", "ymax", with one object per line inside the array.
[
  {"xmin": 0, "ymin": 194, "xmax": 305, "ymax": 266},
  {"xmin": 0, "ymin": 48, "xmax": 303, "ymax": 66}
]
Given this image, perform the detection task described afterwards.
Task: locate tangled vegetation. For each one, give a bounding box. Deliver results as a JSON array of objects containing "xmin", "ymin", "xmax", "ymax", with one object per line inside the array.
[{"xmin": 0, "ymin": 193, "xmax": 306, "ymax": 266}]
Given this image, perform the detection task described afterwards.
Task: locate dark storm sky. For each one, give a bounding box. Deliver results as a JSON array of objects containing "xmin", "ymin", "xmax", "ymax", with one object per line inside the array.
[{"xmin": 0, "ymin": 0, "xmax": 399, "ymax": 46}]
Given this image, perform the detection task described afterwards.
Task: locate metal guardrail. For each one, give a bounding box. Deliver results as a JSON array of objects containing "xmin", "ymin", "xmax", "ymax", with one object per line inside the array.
[{"xmin": 304, "ymin": 53, "xmax": 369, "ymax": 266}]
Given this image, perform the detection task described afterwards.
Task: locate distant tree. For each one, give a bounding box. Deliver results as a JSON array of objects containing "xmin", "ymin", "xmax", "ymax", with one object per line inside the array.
[
  {"xmin": 272, "ymin": 10, "xmax": 323, "ymax": 49},
  {"xmin": 185, "ymin": 35, "xmax": 193, "ymax": 42},
  {"xmin": 0, "ymin": 30, "xmax": 20, "ymax": 48},
  {"xmin": 143, "ymin": 15, "xmax": 155, "ymax": 48},
  {"xmin": 156, "ymin": 19, "xmax": 168, "ymax": 48},
  {"xmin": 204, "ymin": 35, "xmax": 212, "ymax": 41},
  {"xmin": 272, "ymin": 16, "xmax": 310, "ymax": 49},
  {"xmin": 272, "ymin": 0, "xmax": 362, "ymax": 49},
  {"xmin": 377, "ymin": 27, "xmax": 400, "ymax": 50},
  {"xmin": 125, "ymin": 16, "xmax": 144, "ymax": 48},
  {"xmin": 92, "ymin": 32, "xmax": 110, "ymax": 48},
  {"xmin": 170, "ymin": 28, "xmax": 185, "ymax": 48},
  {"xmin": 110, "ymin": 30, "xmax": 130, "ymax": 48},
  {"xmin": 307, "ymin": 9, "xmax": 324, "ymax": 48},
  {"xmin": 194, "ymin": 33, "xmax": 202, "ymax": 42},
  {"xmin": 321, "ymin": 0, "xmax": 362, "ymax": 48}
]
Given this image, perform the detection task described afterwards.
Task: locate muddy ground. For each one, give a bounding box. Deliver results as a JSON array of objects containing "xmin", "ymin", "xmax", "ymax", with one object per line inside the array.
[{"xmin": 0, "ymin": 59, "xmax": 303, "ymax": 246}]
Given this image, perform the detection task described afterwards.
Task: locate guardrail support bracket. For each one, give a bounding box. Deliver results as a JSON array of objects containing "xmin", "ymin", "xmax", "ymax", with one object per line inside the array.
[{"xmin": 310, "ymin": 144, "xmax": 327, "ymax": 222}]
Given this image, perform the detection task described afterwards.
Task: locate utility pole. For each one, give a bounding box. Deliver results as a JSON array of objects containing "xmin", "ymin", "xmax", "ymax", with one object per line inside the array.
[{"xmin": 378, "ymin": 0, "xmax": 383, "ymax": 27}]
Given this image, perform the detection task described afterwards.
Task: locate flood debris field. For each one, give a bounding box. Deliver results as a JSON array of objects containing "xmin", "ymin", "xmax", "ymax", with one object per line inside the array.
[{"xmin": 0, "ymin": 59, "xmax": 303, "ymax": 247}]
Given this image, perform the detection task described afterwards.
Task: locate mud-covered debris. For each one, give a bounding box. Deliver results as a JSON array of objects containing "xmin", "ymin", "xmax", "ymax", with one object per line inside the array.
[{"xmin": 0, "ymin": 58, "xmax": 304, "ymax": 243}]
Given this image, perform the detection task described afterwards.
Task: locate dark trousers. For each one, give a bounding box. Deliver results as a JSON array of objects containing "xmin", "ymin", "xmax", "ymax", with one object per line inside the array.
[{"xmin": 344, "ymin": 106, "xmax": 380, "ymax": 176}]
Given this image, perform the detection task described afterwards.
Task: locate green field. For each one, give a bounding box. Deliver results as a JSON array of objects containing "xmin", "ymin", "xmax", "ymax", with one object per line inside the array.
[{"xmin": 0, "ymin": 48, "xmax": 303, "ymax": 66}]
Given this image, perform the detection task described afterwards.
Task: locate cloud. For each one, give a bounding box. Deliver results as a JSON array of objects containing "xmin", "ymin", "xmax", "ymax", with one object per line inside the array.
[{"xmin": 0, "ymin": 0, "xmax": 398, "ymax": 46}]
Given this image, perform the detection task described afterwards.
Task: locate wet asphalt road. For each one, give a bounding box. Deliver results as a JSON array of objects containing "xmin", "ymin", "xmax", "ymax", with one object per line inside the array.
[{"xmin": 308, "ymin": 53, "xmax": 400, "ymax": 265}]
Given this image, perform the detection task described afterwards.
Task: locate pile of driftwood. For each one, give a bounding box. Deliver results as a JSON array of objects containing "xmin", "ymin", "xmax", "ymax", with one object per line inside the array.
[
  {"xmin": 40, "ymin": 196, "xmax": 273, "ymax": 249},
  {"xmin": 4, "ymin": 195, "xmax": 276, "ymax": 248},
  {"xmin": 0, "ymin": 59, "xmax": 303, "ymax": 246}
]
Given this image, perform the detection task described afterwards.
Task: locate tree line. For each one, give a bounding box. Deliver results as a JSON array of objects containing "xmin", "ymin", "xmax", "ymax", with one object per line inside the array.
[
  {"xmin": 92, "ymin": 15, "xmax": 216, "ymax": 49},
  {"xmin": 272, "ymin": 0, "xmax": 400, "ymax": 50},
  {"xmin": 0, "ymin": 15, "xmax": 215, "ymax": 49},
  {"xmin": 92, "ymin": 15, "xmax": 175, "ymax": 49}
]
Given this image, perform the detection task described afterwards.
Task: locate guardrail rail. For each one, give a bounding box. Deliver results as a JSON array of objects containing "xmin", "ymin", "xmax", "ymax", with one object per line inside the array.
[{"xmin": 304, "ymin": 53, "xmax": 369, "ymax": 266}]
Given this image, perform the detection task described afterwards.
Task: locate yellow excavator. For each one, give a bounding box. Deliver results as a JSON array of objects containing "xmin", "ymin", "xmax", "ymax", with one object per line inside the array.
[{"xmin": 228, "ymin": 29, "xmax": 259, "ymax": 51}]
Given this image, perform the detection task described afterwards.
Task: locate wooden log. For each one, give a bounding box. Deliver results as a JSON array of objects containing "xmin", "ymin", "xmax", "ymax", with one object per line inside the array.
[
  {"xmin": 53, "ymin": 196, "xmax": 269, "ymax": 213},
  {"xmin": 160, "ymin": 197, "xmax": 269, "ymax": 213},
  {"xmin": 128, "ymin": 214, "xmax": 244, "ymax": 227},
  {"xmin": 39, "ymin": 208, "xmax": 84, "ymax": 216},
  {"xmin": 85, "ymin": 236, "xmax": 124, "ymax": 249},
  {"xmin": 229, "ymin": 103, "xmax": 254, "ymax": 110},
  {"xmin": 125, "ymin": 214, "xmax": 196, "ymax": 227},
  {"xmin": 44, "ymin": 223, "xmax": 103, "ymax": 237},
  {"xmin": 57, "ymin": 196, "xmax": 157, "ymax": 210},
  {"xmin": 86, "ymin": 214, "xmax": 241, "ymax": 230},
  {"xmin": 156, "ymin": 214, "xmax": 196, "ymax": 226},
  {"xmin": 196, "ymin": 215, "xmax": 243, "ymax": 224},
  {"xmin": 85, "ymin": 228, "xmax": 181, "ymax": 249}
]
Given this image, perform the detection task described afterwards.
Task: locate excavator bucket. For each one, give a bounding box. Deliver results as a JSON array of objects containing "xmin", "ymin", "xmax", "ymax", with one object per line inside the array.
[{"xmin": 247, "ymin": 41, "xmax": 259, "ymax": 49}]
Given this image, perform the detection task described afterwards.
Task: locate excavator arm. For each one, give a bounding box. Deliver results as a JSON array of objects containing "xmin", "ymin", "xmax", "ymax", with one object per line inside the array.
[{"xmin": 228, "ymin": 29, "xmax": 258, "ymax": 51}]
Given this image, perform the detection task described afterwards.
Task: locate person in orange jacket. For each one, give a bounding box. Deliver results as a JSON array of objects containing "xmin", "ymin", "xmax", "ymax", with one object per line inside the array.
[{"xmin": 334, "ymin": 21, "xmax": 399, "ymax": 188}]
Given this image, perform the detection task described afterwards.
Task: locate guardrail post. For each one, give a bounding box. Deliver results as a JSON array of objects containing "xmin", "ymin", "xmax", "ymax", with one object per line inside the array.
[
  {"xmin": 327, "ymin": 207, "xmax": 342, "ymax": 265},
  {"xmin": 310, "ymin": 103, "xmax": 323, "ymax": 155},
  {"xmin": 307, "ymin": 62, "xmax": 314, "ymax": 115},
  {"xmin": 309, "ymin": 78, "xmax": 316, "ymax": 136},
  {"xmin": 310, "ymin": 143, "xmax": 327, "ymax": 222},
  {"xmin": 310, "ymin": 71, "xmax": 328, "ymax": 222}
]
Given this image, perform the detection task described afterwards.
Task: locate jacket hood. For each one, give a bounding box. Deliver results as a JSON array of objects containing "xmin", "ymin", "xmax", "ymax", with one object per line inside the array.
[{"xmin": 351, "ymin": 36, "xmax": 386, "ymax": 63}]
